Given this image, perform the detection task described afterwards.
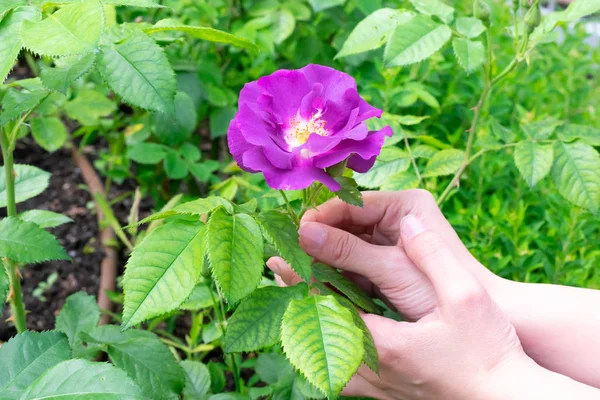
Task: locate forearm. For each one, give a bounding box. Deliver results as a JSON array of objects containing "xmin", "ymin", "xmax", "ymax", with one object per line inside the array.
[
  {"xmin": 484, "ymin": 356, "xmax": 600, "ymax": 400},
  {"xmin": 492, "ymin": 278, "xmax": 600, "ymax": 388}
]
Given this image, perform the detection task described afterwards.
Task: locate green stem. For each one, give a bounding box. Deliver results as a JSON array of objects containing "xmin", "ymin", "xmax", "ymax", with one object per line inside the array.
[
  {"xmin": 403, "ymin": 135, "xmax": 422, "ymax": 186},
  {"xmin": 1, "ymin": 128, "xmax": 27, "ymax": 333},
  {"xmin": 279, "ymin": 190, "xmax": 299, "ymax": 226}
]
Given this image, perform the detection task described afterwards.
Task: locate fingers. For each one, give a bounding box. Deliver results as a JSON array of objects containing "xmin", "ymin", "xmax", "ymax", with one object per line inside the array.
[
  {"xmin": 266, "ymin": 257, "xmax": 303, "ymax": 287},
  {"xmin": 400, "ymin": 214, "xmax": 484, "ymax": 312},
  {"xmin": 298, "ymin": 221, "xmax": 399, "ymax": 284}
]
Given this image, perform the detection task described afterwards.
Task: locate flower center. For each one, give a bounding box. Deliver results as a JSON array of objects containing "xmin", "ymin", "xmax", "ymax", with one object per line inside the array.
[{"xmin": 284, "ymin": 110, "xmax": 329, "ymax": 148}]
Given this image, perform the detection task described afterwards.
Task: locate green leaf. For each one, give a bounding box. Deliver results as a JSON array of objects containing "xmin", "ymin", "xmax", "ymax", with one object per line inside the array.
[
  {"xmin": 557, "ymin": 124, "xmax": 600, "ymax": 146},
  {"xmin": 0, "ymin": 0, "xmax": 27, "ymax": 16},
  {"xmin": 312, "ymin": 282, "xmax": 378, "ymax": 374},
  {"xmin": 452, "ymin": 38, "xmax": 485, "ymax": 73},
  {"xmin": 0, "ymin": 266, "xmax": 7, "ymax": 316},
  {"xmin": 514, "ymin": 140, "xmax": 553, "ymax": 188},
  {"xmin": 122, "ymin": 221, "xmax": 206, "ymax": 328},
  {"xmin": 394, "ymin": 115, "xmax": 430, "ymax": 126},
  {"xmin": 127, "ymin": 142, "xmax": 168, "ymax": 164},
  {"xmin": 410, "ymin": 0, "xmax": 454, "ymax": 24},
  {"xmin": 98, "ymin": 30, "xmax": 176, "ymax": 113},
  {"xmin": 336, "ymin": 9, "xmax": 413, "ymax": 58},
  {"xmin": 270, "ymin": 9, "xmax": 295, "ymax": 44},
  {"xmin": 225, "ymin": 284, "xmax": 307, "ymax": 353},
  {"xmin": 164, "ymin": 152, "xmax": 188, "ymax": 180},
  {"xmin": 179, "ymin": 283, "xmax": 216, "ymax": 311},
  {"xmin": 64, "ymin": 89, "xmax": 116, "ymax": 126},
  {"xmin": 281, "ymin": 295, "xmax": 363, "ymax": 399},
  {"xmin": 18, "ymin": 210, "xmax": 72, "ymax": 229},
  {"xmin": 355, "ymin": 157, "xmax": 410, "ymax": 189},
  {"xmin": 55, "ymin": 292, "xmax": 100, "ymax": 348},
  {"xmin": 0, "ymin": 164, "xmax": 50, "ymax": 208},
  {"xmin": 552, "ymin": 141, "xmax": 600, "ymax": 213},
  {"xmin": 256, "ymin": 210, "xmax": 312, "ymax": 282},
  {"xmin": 334, "ymin": 176, "xmax": 363, "ymax": 207},
  {"xmin": 455, "ymin": 17, "xmax": 486, "ymax": 38},
  {"xmin": 181, "ymin": 360, "xmax": 211, "ymax": 399},
  {"xmin": 0, "ymin": 87, "xmax": 49, "ymax": 126},
  {"xmin": 21, "ymin": 1, "xmax": 104, "ymax": 57},
  {"xmin": 423, "ymin": 149, "xmax": 465, "ymax": 177},
  {"xmin": 152, "ymin": 90, "xmax": 197, "ymax": 146},
  {"xmin": 412, "ymin": 144, "xmax": 438, "ymax": 159},
  {"xmin": 0, "ymin": 6, "xmax": 40, "ymax": 83},
  {"xmin": 0, "ymin": 331, "xmax": 70, "ymax": 399},
  {"xmin": 207, "ymin": 209, "xmax": 264, "ymax": 304},
  {"xmin": 39, "ymin": 53, "xmax": 96, "ymax": 94},
  {"xmin": 312, "ymin": 263, "xmax": 379, "ymax": 314},
  {"xmin": 30, "ymin": 117, "xmax": 67, "ymax": 152},
  {"xmin": 144, "ymin": 24, "xmax": 258, "ymax": 52},
  {"xmin": 102, "ymin": 0, "xmax": 164, "ymax": 7},
  {"xmin": 209, "ymin": 106, "xmax": 237, "ymax": 139},
  {"xmin": 135, "ymin": 197, "xmax": 233, "ymax": 226},
  {"xmin": 82, "ymin": 326, "xmax": 185, "ymax": 398},
  {"xmin": 307, "ymin": 0, "xmax": 345, "ymax": 12},
  {"xmin": 255, "ymin": 352, "xmax": 294, "ymax": 385},
  {"xmin": 180, "ymin": 143, "xmax": 201, "ymax": 162},
  {"xmin": 381, "ymin": 171, "xmax": 419, "ymax": 191},
  {"xmin": 384, "ymin": 14, "xmax": 452, "ymax": 67},
  {"xmin": 19, "ymin": 359, "xmax": 147, "ymax": 400},
  {"xmin": 521, "ymin": 117, "xmax": 562, "ymax": 140},
  {"xmin": 0, "ymin": 217, "xmax": 69, "ymax": 263},
  {"xmin": 490, "ymin": 119, "xmax": 516, "ymax": 143}
]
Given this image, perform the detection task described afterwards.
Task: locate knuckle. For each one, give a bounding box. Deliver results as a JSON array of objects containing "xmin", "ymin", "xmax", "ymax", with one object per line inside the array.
[
  {"xmin": 330, "ymin": 233, "xmax": 355, "ymax": 265},
  {"xmin": 409, "ymin": 188, "xmax": 436, "ymax": 204},
  {"xmin": 448, "ymin": 284, "xmax": 487, "ymax": 308}
]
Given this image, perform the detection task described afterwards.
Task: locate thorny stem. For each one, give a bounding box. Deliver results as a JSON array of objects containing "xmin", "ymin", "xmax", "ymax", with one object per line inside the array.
[
  {"xmin": 279, "ymin": 190, "xmax": 299, "ymax": 226},
  {"xmin": 437, "ymin": 28, "xmax": 530, "ymax": 206},
  {"xmin": 1, "ymin": 126, "xmax": 27, "ymax": 333}
]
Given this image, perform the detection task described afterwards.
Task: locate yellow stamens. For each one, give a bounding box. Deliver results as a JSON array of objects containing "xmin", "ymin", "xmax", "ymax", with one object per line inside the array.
[{"xmin": 285, "ymin": 110, "xmax": 329, "ymax": 148}]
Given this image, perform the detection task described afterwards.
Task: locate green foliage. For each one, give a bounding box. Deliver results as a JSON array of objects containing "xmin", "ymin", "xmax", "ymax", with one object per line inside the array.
[
  {"xmin": 135, "ymin": 196, "xmax": 232, "ymax": 226},
  {"xmin": 557, "ymin": 124, "xmax": 600, "ymax": 146},
  {"xmin": 551, "ymin": 141, "xmax": 600, "ymax": 213},
  {"xmin": 354, "ymin": 156, "xmax": 410, "ymax": 188},
  {"xmin": 0, "ymin": 164, "xmax": 49, "ymax": 207},
  {"xmin": 30, "ymin": 117, "xmax": 67, "ymax": 152},
  {"xmin": 281, "ymin": 295, "xmax": 363, "ymax": 399},
  {"xmin": 19, "ymin": 359, "xmax": 147, "ymax": 400},
  {"xmin": 423, "ymin": 149, "xmax": 465, "ymax": 177},
  {"xmin": 21, "ymin": 1, "xmax": 104, "ymax": 57},
  {"xmin": 308, "ymin": 0, "xmax": 345, "ymax": 13},
  {"xmin": 207, "ymin": 208, "xmax": 264, "ymax": 304},
  {"xmin": 256, "ymin": 210, "xmax": 312, "ymax": 282},
  {"xmin": 122, "ymin": 221, "xmax": 206, "ymax": 328},
  {"xmin": 225, "ymin": 284, "xmax": 307, "ymax": 352},
  {"xmin": 82, "ymin": 325, "xmax": 185, "ymax": 398},
  {"xmin": 452, "ymin": 38, "xmax": 485, "ymax": 73},
  {"xmin": 385, "ymin": 14, "xmax": 452, "ymax": 67},
  {"xmin": 181, "ymin": 360, "xmax": 211, "ymax": 399},
  {"xmin": 18, "ymin": 210, "xmax": 72, "ymax": 228},
  {"xmin": 410, "ymin": 0, "xmax": 454, "ymax": 24},
  {"xmin": 55, "ymin": 292, "xmax": 100, "ymax": 351},
  {"xmin": 64, "ymin": 89, "xmax": 116, "ymax": 126},
  {"xmin": 39, "ymin": 53, "xmax": 96, "ymax": 94},
  {"xmin": 98, "ymin": 31, "xmax": 177, "ymax": 114},
  {"xmin": 0, "ymin": 217, "xmax": 69, "ymax": 263},
  {"xmin": 455, "ymin": 17, "xmax": 486, "ymax": 39},
  {"xmin": 144, "ymin": 25, "xmax": 259, "ymax": 52},
  {"xmin": 0, "ymin": 86, "xmax": 48, "ymax": 125},
  {"xmin": 334, "ymin": 176, "xmax": 364, "ymax": 207},
  {"xmin": 0, "ymin": 6, "xmax": 40, "ymax": 83},
  {"xmin": 335, "ymin": 9, "xmax": 413, "ymax": 59},
  {"xmin": 514, "ymin": 140, "xmax": 553, "ymax": 188},
  {"xmin": 0, "ymin": 331, "xmax": 71, "ymax": 399}
]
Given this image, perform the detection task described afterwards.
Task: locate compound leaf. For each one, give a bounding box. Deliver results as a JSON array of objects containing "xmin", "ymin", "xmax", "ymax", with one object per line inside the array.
[
  {"xmin": 281, "ymin": 295, "xmax": 363, "ymax": 399},
  {"xmin": 207, "ymin": 209, "xmax": 264, "ymax": 304},
  {"xmin": 39, "ymin": 53, "xmax": 96, "ymax": 94},
  {"xmin": 556, "ymin": 124, "xmax": 600, "ymax": 146},
  {"xmin": 0, "ymin": 217, "xmax": 69, "ymax": 263},
  {"xmin": 513, "ymin": 140, "xmax": 553, "ymax": 187},
  {"xmin": 552, "ymin": 141, "xmax": 600, "ymax": 213},
  {"xmin": 122, "ymin": 221, "xmax": 206, "ymax": 328},
  {"xmin": 384, "ymin": 14, "xmax": 451, "ymax": 67},
  {"xmin": 19, "ymin": 359, "xmax": 147, "ymax": 400},
  {"xmin": 98, "ymin": 30, "xmax": 176, "ymax": 113},
  {"xmin": 144, "ymin": 24, "xmax": 258, "ymax": 52},
  {"xmin": 0, "ymin": 164, "xmax": 50, "ymax": 207},
  {"xmin": 55, "ymin": 292, "xmax": 100, "ymax": 348},
  {"xmin": 0, "ymin": 331, "xmax": 70, "ymax": 399},
  {"xmin": 256, "ymin": 210, "xmax": 311, "ymax": 282},
  {"xmin": 134, "ymin": 197, "xmax": 233, "ymax": 226},
  {"xmin": 0, "ymin": 87, "xmax": 49, "ymax": 126},
  {"xmin": 0, "ymin": 6, "xmax": 40, "ymax": 83},
  {"xmin": 455, "ymin": 17, "xmax": 486, "ymax": 38},
  {"xmin": 410, "ymin": 0, "xmax": 454, "ymax": 24},
  {"xmin": 21, "ymin": 1, "xmax": 104, "ymax": 57},
  {"xmin": 224, "ymin": 284, "xmax": 307, "ymax": 353}
]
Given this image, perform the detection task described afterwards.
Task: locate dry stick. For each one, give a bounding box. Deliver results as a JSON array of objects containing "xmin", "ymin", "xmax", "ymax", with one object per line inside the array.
[{"xmin": 71, "ymin": 146, "xmax": 117, "ymax": 325}]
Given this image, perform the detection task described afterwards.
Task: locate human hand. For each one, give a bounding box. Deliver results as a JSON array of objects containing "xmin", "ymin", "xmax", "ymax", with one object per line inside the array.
[
  {"xmin": 271, "ymin": 212, "xmax": 529, "ymax": 399},
  {"xmin": 268, "ymin": 190, "xmax": 501, "ymax": 321}
]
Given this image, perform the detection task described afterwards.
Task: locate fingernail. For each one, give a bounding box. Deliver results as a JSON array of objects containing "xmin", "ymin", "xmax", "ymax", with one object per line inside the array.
[
  {"xmin": 401, "ymin": 215, "xmax": 425, "ymax": 240},
  {"xmin": 299, "ymin": 222, "xmax": 327, "ymax": 249}
]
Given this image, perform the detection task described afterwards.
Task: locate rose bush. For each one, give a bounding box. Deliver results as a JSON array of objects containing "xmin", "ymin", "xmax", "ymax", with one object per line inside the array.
[{"xmin": 227, "ymin": 64, "xmax": 392, "ymax": 191}]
